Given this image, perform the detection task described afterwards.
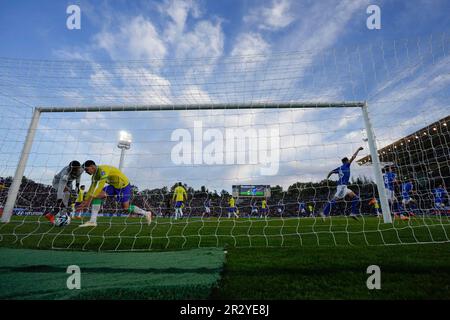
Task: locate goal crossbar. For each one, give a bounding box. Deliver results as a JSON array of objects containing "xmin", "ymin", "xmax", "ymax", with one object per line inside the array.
[{"xmin": 37, "ymin": 101, "xmax": 366, "ymax": 113}]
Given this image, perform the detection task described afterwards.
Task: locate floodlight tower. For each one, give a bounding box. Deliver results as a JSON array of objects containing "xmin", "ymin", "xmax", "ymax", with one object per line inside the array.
[{"xmin": 118, "ymin": 130, "xmax": 132, "ymax": 171}]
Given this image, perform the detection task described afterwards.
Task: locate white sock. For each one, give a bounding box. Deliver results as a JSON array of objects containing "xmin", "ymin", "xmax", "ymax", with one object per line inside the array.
[
  {"xmin": 131, "ymin": 205, "xmax": 146, "ymax": 215},
  {"xmin": 90, "ymin": 204, "xmax": 100, "ymax": 223},
  {"xmin": 62, "ymin": 192, "xmax": 70, "ymax": 208}
]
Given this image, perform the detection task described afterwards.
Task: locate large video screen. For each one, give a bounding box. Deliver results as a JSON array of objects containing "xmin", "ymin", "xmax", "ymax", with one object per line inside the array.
[{"xmin": 233, "ymin": 185, "xmax": 270, "ymax": 197}]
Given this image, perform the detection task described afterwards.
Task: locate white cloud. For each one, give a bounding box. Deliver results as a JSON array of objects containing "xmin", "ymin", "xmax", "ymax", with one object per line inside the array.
[
  {"xmin": 178, "ymin": 85, "xmax": 214, "ymax": 105},
  {"xmin": 95, "ymin": 16, "xmax": 166, "ymax": 63},
  {"xmin": 175, "ymin": 20, "xmax": 224, "ymax": 60},
  {"xmin": 216, "ymin": 1, "xmax": 365, "ymax": 106},
  {"xmin": 115, "ymin": 67, "xmax": 173, "ymax": 105},
  {"xmin": 171, "ymin": 19, "xmax": 225, "ymax": 84},
  {"xmin": 369, "ymin": 55, "xmax": 450, "ymax": 127},
  {"xmin": 230, "ymin": 33, "xmax": 271, "ymax": 58},
  {"xmin": 161, "ymin": 0, "xmax": 202, "ymax": 43},
  {"xmin": 85, "ymin": 62, "xmax": 173, "ymax": 106},
  {"xmin": 282, "ymin": 0, "xmax": 366, "ymax": 52},
  {"xmin": 244, "ymin": 0, "xmax": 296, "ymax": 31},
  {"xmin": 51, "ymin": 49, "xmax": 94, "ymax": 61}
]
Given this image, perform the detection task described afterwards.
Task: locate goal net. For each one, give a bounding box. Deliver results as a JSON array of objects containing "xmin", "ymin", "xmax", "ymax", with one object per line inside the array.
[{"xmin": 1, "ymin": 35, "xmax": 449, "ymax": 251}]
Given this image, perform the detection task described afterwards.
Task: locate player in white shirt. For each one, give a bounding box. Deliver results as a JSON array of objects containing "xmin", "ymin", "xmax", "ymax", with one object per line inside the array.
[{"xmin": 44, "ymin": 160, "xmax": 83, "ymax": 224}]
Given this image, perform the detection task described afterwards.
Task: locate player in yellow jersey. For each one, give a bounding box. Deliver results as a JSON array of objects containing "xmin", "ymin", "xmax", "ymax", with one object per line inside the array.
[
  {"xmin": 172, "ymin": 182, "xmax": 187, "ymax": 219},
  {"xmin": 369, "ymin": 197, "xmax": 382, "ymax": 218},
  {"xmin": 77, "ymin": 160, "xmax": 152, "ymax": 227},
  {"xmin": 260, "ymin": 199, "xmax": 268, "ymax": 218},
  {"xmin": 228, "ymin": 196, "xmax": 239, "ymax": 218},
  {"xmin": 308, "ymin": 204, "xmax": 314, "ymax": 217}
]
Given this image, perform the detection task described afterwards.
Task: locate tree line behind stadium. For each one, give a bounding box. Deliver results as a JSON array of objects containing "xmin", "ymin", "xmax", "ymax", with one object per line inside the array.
[{"xmin": 0, "ymin": 175, "xmax": 445, "ymax": 218}]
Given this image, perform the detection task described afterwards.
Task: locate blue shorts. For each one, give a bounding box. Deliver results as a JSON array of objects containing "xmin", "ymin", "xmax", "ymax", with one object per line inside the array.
[
  {"xmin": 435, "ymin": 200, "xmax": 444, "ymax": 208},
  {"xmin": 175, "ymin": 201, "xmax": 184, "ymax": 208},
  {"xmin": 228, "ymin": 207, "xmax": 237, "ymax": 213},
  {"xmin": 261, "ymin": 208, "xmax": 268, "ymax": 213},
  {"xmin": 103, "ymin": 184, "xmax": 132, "ymax": 203}
]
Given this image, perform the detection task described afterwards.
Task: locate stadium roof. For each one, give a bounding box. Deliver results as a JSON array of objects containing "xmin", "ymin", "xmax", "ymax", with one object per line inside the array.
[{"xmin": 357, "ymin": 115, "xmax": 449, "ymax": 185}]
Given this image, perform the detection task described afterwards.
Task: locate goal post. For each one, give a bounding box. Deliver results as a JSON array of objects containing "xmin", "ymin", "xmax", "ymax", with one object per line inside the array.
[
  {"xmin": 361, "ymin": 103, "xmax": 392, "ymax": 223},
  {"xmin": 1, "ymin": 101, "xmax": 393, "ymax": 224},
  {"xmin": 1, "ymin": 108, "xmax": 41, "ymax": 223}
]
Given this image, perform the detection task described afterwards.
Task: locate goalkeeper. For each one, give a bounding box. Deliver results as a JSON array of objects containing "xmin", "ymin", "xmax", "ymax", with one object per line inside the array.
[
  {"xmin": 77, "ymin": 160, "xmax": 152, "ymax": 227},
  {"xmin": 44, "ymin": 160, "xmax": 83, "ymax": 224}
]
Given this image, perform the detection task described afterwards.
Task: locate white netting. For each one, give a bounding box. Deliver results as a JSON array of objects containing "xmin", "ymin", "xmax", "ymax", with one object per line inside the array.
[{"xmin": 0, "ymin": 35, "xmax": 449, "ymax": 251}]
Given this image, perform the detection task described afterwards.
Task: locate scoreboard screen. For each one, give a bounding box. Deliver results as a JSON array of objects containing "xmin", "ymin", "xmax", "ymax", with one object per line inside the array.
[{"xmin": 232, "ymin": 185, "xmax": 271, "ymax": 197}]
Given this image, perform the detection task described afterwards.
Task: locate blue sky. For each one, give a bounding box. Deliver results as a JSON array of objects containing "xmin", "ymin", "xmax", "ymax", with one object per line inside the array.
[
  {"xmin": 0, "ymin": 0, "xmax": 449, "ymax": 192},
  {"xmin": 1, "ymin": 1, "xmax": 449, "ymax": 59}
]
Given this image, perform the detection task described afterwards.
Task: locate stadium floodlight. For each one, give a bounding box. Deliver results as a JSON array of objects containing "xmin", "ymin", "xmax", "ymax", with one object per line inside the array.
[{"xmin": 118, "ymin": 130, "xmax": 132, "ymax": 171}]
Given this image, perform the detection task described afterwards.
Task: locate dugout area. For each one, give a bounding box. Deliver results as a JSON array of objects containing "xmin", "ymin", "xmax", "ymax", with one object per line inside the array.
[{"xmin": 0, "ymin": 247, "xmax": 224, "ymax": 300}]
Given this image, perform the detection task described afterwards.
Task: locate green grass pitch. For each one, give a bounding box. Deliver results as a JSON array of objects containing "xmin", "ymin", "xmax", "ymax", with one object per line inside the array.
[{"xmin": 1, "ymin": 215, "xmax": 450, "ymax": 299}]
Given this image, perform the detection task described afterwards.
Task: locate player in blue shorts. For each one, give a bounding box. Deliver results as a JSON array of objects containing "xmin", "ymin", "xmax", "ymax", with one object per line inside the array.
[
  {"xmin": 383, "ymin": 166, "xmax": 404, "ymax": 216},
  {"xmin": 277, "ymin": 199, "xmax": 285, "ymax": 216},
  {"xmin": 433, "ymin": 184, "xmax": 448, "ymax": 212},
  {"xmin": 298, "ymin": 201, "xmax": 306, "ymax": 216},
  {"xmin": 203, "ymin": 198, "xmax": 212, "ymax": 218},
  {"xmin": 321, "ymin": 147, "xmax": 363, "ymax": 220},
  {"xmin": 251, "ymin": 200, "xmax": 259, "ymax": 217},
  {"xmin": 400, "ymin": 177, "xmax": 416, "ymax": 220}
]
